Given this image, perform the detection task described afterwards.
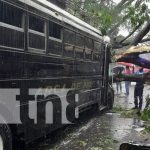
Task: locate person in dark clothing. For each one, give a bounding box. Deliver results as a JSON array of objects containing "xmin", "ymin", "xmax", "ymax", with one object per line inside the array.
[{"xmin": 134, "ymin": 68, "xmax": 144, "ymax": 110}]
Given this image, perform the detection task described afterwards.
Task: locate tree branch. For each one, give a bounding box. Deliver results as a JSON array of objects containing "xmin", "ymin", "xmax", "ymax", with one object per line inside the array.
[
  {"xmin": 117, "ymin": 22, "xmax": 150, "ymax": 48},
  {"xmin": 108, "ymin": 19, "xmax": 125, "ymax": 35},
  {"xmin": 114, "ymin": 0, "xmax": 132, "ymax": 11},
  {"xmin": 131, "ymin": 19, "xmax": 150, "ymax": 46},
  {"xmin": 140, "ymin": 37, "xmax": 150, "ymax": 43},
  {"xmin": 120, "ymin": 23, "xmax": 142, "ymax": 43}
]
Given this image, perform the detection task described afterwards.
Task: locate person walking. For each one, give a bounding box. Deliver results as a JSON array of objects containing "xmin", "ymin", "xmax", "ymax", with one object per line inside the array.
[
  {"xmin": 116, "ymin": 81, "xmax": 122, "ymax": 94},
  {"xmin": 124, "ymin": 66, "xmax": 131, "ymax": 96},
  {"xmin": 116, "ymin": 70, "xmax": 122, "ymax": 94},
  {"xmin": 133, "ymin": 68, "xmax": 144, "ymax": 111}
]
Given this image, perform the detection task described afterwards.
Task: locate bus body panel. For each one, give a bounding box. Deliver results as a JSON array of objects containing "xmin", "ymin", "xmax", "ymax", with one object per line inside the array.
[{"xmin": 0, "ymin": 0, "xmax": 113, "ymax": 143}]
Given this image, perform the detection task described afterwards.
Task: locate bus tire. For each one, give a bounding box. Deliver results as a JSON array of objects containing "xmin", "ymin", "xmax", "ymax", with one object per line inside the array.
[{"xmin": 0, "ymin": 115, "xmax": 12, "ymax": 150}]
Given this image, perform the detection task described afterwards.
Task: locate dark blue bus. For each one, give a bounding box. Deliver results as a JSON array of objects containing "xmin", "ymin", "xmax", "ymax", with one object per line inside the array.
[{"xmin": 0, "ymin": 0, "xmax": 114, "ymax": 149}]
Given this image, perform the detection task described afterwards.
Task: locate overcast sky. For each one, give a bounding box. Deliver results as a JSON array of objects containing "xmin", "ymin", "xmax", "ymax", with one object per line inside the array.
[{"xmin": 113, "ymin": 0, "xmax": 122, "ymax": 4}]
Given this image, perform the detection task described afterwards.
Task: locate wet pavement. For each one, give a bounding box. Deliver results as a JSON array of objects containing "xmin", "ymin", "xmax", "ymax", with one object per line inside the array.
[
  {"xmin": 27, "ymin": 83, "xmax": 150, "ymax": 150},
  {"xmin": 113, "ymin": 83, "xmax": 150, "ymax": 110}
]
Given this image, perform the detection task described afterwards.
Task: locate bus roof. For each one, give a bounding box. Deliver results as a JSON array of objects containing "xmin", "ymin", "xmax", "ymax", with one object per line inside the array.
[{"xmin": 18, "ymin": 0, "xmax": 103, "ymax": 40}]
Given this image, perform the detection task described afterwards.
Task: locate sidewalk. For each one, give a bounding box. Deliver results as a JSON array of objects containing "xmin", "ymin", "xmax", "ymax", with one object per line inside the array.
[
  {"xmin": 28, "ymin": 84, "xmax": 150, "ymax": 150},
  {"xmin": 113, "ymin": 82, "xmax": 150, "ymax": 110}
]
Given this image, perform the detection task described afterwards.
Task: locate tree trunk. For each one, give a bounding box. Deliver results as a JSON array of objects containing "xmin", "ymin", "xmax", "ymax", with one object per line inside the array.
[{"xmin": 131, "ymin": 20, "xmax": 150, "ymax": 46}]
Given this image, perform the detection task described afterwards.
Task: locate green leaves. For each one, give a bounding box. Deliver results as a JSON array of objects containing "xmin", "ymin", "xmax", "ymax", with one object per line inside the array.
[
  {"xmin": 100, "ymin": 10, "xmax": 112, "ymax": 35},
  {"xmin": 126, "ymin": 3, "xmax": 149, "ymax": 27},
  {"xmin": 66, "ymin": 0, "xmax": 150, "ymax": 37}
]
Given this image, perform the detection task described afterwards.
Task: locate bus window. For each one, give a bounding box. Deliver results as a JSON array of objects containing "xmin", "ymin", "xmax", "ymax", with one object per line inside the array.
[
  {"xmin": 64, "ymin": 29, "xmax": 75, "ymax": 45},
  {"xmin": 0, "ymin": 2, "xmax": 23, "ymax": 27},
  {"xmin": 93, "ymin": 52, "xmax": 101, "ymax": 61},
  {"xmin": 0, "ymin": 1, "xmax": 24, "ymax": 49},
  {"xmin": 85, "ymin": 37, "xmax": 93, "ymax": 50},
  {"xmin": 85, "ymin": 37, "xmax": 93, "ymax": 60},
  {"xmin": 75, "ymin": 34, "xmax": 84, "ymax": 59},
  {"xmin": 48, "ymin": 21, "xmax": 62, "ymax": 55},
  {"xmin": 29, "ymin": 16, "xmax": 45, "ymax": 33},
  {"xmin": 94, "ymin": 41, "xmax": 101, "ymax": 52},
  {"xmin": 85, "ymin": 49, "xmax": 92, "ymax": 60},
  {"xmin": 29, "ymin": 15, "xmax": 45, "ymax": 50},
  {"xmin": 63, "ymin": 29, "xmax": 75, "ymax": 57},
  {"xmin": 76, "ymin": 34, "xmax": 84, "ymax": 48},
  {"xmin": 49, "ymin": 21, "xmax": 62, "ymax": 39}
]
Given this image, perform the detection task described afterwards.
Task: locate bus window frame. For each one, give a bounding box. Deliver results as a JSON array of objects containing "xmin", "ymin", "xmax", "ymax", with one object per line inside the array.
[
  {"xmin": 0, "ymin": 1, "xmax": 25, "ymax": 51},
  {"xmin": 48, "ymin": 20, "xmax": 63, "ymax": 41},
  {"xmin": 63, "ymin": 28, "xmax": 76, "ymax": 58},
  {"xmin": 74, "ymin": 33, "xmax": 84, "ymax": 60},
  {"xmin": 47, "ymin": 19, "xmax": 63, "ymax": 56},
  {"xmin": 28, "ymin": 13, "xmax": 46, "ymax": 52},
  {"xmin": 94, "ymin": 41, "xmax": 102, "ymax": 52},
  {"xmin": 84, "ymin": 36, "xmax": 93, "ymax": 60}
]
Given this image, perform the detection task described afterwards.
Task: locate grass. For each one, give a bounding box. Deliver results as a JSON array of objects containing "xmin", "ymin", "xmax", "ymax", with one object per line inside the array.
[
  {"xmin": 120, "ymin": 109, "xmax": 137, "ymax": 118},
  {"xmin": 140, "ymin": 108, "xmax": 150, "ymax": 134},
  {"xmin": 112, "ymin": 106, "xmax": 124, "ymax": 113},
  {"xmin": 145, "ymin": 125, "xmax": 150, "ymax": 133},
  {"xmin": 140, "ymin": 108, "xmax": 150, "ymax": 121},
  {"xmin": 112, "ymin": 106, "xmax": 138, "ymax": 118}
]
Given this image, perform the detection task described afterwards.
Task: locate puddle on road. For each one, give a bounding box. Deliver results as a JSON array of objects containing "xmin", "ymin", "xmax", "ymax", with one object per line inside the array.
[{"xmin": 52, "ymin": 113, "xmax": 149, "ymax": 150}]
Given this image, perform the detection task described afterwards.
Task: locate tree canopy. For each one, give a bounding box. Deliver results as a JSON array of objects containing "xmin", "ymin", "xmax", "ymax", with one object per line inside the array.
[{"xmin": 66, "ymin": 0, "xmax": 150, "ymax": 49}]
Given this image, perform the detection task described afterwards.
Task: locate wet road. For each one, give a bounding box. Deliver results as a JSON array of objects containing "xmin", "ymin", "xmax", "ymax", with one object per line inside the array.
[{"xmin": 27, "ymin": 84, "xmax": 150, "ymax": 150}]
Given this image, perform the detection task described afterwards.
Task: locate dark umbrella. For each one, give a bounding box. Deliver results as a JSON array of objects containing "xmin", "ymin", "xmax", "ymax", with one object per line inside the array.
[{"xmin": 112, "ymin": 66, "xmax": 125, "ymax": 74}]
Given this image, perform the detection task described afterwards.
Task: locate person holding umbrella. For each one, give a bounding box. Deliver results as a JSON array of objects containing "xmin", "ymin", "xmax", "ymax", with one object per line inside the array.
[
  {"xmin": 112, "ymin": 65, "xmax": 124, "ymax": 94},
  {"xmin": 115, "ymin": 70, "xmax": 123, "ymax": 94}
]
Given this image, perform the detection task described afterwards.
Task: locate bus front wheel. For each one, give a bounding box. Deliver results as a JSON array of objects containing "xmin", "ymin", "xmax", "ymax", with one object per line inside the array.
[{"xmin": 0, "ymin": 115, "xmax": 12, "ymax": 150}]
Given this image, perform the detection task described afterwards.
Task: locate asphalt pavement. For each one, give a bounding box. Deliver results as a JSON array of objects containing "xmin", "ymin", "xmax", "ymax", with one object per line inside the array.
[{"xmin": 27, "ymin": 83, "xmax": 150, "ymax": 150}]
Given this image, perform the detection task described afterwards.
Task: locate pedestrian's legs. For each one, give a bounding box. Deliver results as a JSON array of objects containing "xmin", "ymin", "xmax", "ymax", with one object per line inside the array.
[
  {"xmin": 134, "ymin": 96, "xmax": 138, "ymax": 109},
  {"xmin": 139, "ymin": 95, "xmax": 143, "ymax": 110},
  {"xmin": 134, "ymin": 87, "xmax": 138, "ymax": 109},
  {"xmin": 120, "ymin": 82, "xmax": 122, "ymax": 93},
  {"xmin": 125, "ymin": 81, "xmax": 129, "ymax": 95},
  {"xmin": 139, "ymin": 87, "xmax": 144, "ymax": 110},
  {"xmin": 116, "ymin": 82, "xmax": 119, "ymax": 94}
]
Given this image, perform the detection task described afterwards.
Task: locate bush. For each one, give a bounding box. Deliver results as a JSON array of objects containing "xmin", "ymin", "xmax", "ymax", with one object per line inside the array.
[{"xmin": 141, "ymin": 108, "xmax": 150, "ymax": 121}]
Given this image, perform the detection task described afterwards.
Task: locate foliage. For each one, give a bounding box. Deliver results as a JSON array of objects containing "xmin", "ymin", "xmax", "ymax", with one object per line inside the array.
[
  {"xmin": 67, "ymin": 0, "xmax": 148, "ymax": 34},
  {"xmin": 145, "ymin": 94, "xmax": 150, "ymax": 109},
  {"xmin": 144, "ymin": 125, "xmax": 150, "ymax": 133},
  {"xmin": 112, "ymin": 106, "xmax": 124, "ymax": 113},
  {"xmin": 140, "ymin": 94, "xmax": 150, "ymax": 121},
  {"xmin": 125, "ymin": 3, "xmax": 149, "ymax": 27},
  {"xmin": 66, "ymin": 0, "xmax": 150, "ymax": 37},
  {"xmin": 76, "ymin": 140, "xmax": 87, "ymax": 147},
  {"xmin": 140, "ymin": 108, "xmax": 150, "ymax": 121},
  {"xmin": 140, "ymin": 95, "xmax": 150, "ymax": 134}
]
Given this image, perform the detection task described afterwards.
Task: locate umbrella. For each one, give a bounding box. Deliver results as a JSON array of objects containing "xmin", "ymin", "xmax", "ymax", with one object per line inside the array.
[
  {"xmin": 111, "ymin": 65, "xmax": 125, "ymax": 74},
  {"xmin": 117, "ymin": 62, "xmax": 134, "ymax": 67},
  {"xmin": 117, "ymin": 62, "xmax": 150, "ymax": 73}
]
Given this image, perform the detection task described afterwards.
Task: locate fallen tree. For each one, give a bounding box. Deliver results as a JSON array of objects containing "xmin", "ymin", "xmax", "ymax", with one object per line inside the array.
[{"xmin": 114, "ymin": 46, "xmax": 150, "ymax": 69}]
